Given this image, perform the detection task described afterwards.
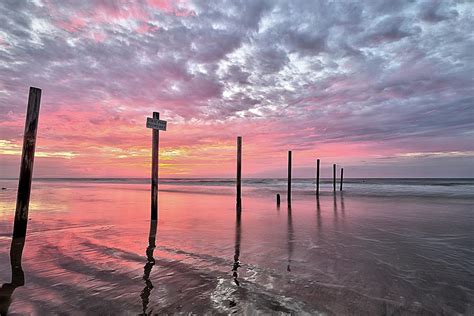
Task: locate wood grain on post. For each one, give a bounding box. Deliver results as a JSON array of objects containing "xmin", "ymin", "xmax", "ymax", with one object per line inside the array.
[
  {"xmin": 151, "ymin": 112, "xmax": 159, "ymax": 220},
  {"xmin": 232, "ymin": 208, "xmax": 242, "ymax": 286},
  {"xmin": 287, "ymin": 151, "xmax": 292, "ymax": 207},
  {"xmin": 12, "ymin": 87, "xmax": 42, "ymax": 238},
  {"xmin": 340, "ymin": 168, "xmax": 344, "ymax": 191},
  {"xmin": 333, "ymin": 164, "xmax": 336, "ymax": 192},
  {"xmin": 236, "ymin": 136, "xmax": 242, "ymax": 208},
  {"xmin": 316, "ymin": 159, "xmax": 320, "ymax": 196}
]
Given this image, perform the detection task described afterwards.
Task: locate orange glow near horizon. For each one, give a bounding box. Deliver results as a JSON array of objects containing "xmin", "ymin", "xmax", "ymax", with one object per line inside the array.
[{"xmin": 0, "ymin": 106, "xmax": 390, "ymax": 178}]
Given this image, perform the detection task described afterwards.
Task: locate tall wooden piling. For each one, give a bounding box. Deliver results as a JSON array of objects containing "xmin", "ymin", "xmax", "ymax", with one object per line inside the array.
[
  {"xmin": 232, "ymin": 207, "xmax": 242, "ymax": 286},
  {"xmin": 141, "ymin": 219, "xmax": 158, "ymax": 313},
  {"xmin": 236, "ymin": 136, "xmax": 242, "ymax": 208},
  {"xmin": 151, "ymin": 112, "xmax": 160, "ymax": 220},
  {"xmin": 12, "ymin": 87, "xmax": 42, "ymax": 238},
  {"xmin": 340, "ymin": 168, "xmax": 344, "ymax": 191},
  {"xmin": 333, "ymin": 164, "xmax": 336, "ymax": 192},
  {"xmin": 287, "ymin": 151, "xmax": 292, "ymax": 207},
  {"xmin": 316, "ymin": 159, "xmax": 320, "ymax": 196}
]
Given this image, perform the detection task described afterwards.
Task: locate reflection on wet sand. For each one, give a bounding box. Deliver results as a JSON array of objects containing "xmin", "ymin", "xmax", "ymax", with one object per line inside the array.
[
  {"xmin": 316, "ymin": 196, "xmax": 322, "ymax": 231},
  {"xmin": 287, "ymin": 207, "xmax": 294, "ymax": 272},
  {"xmin": 1, "ymin": 178, "xmax": 472, "ymax": 314},
  {"xmin": 0, "ymin": 237, "xmax": 26, "ymax": 316},
  {"xmin": 333, "ymin": 193, "xmax": 339, "ymax": 230},
  {"xmin": 140, "ymin": 220, "xmax": 158, "ymax": 315},
  {"xmin": 340, "ymin": 192, "xmax": 345, "ymax": 218},
  {"xmin": 232, "ymin": 207, "xmax": 242, "ymax": 286}
]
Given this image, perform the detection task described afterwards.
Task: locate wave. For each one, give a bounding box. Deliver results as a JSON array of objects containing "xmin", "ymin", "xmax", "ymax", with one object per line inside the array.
[{"xmin": 1, "ymin": 178, "xmax": 473, "ymax": 199}]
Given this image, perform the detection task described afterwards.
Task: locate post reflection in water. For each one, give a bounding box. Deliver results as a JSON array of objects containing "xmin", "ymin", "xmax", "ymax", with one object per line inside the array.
[
  {"xmin": 340, "ymin": 192, "xmax": 345, "ymax": 218},
  {"xmin": 287, "ymin": 206, "xmax": 294, "ymax": 272},
  {"xmin": 0, "ymin": 237, "xmax": 26, "ymax": 315},
  {"xmin": 140, "ymin": 219, "xmax": 158, "ymax": 315},
  {"xmin": 232, "ymin": 206, "xmax": 242, "ymax": 286},
  {"xmin": 316, "ymin": 196, "xmax": 322, "ymax": 231}
]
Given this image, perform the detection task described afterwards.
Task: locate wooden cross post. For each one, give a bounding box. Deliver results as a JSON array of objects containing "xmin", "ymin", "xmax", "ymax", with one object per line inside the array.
[
  {"xmin": 12, "ymin": 87, "xmax": 42, "ymax": 238},
  {"xmin": 146, "ymin": 112, "xmax": 167, "ymax": 220}
]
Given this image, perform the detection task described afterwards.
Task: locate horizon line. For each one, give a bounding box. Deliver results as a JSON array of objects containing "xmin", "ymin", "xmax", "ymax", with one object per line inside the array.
[{"xmin": 2, "ymin": 177, "xmax": 474, "ymax": 180}]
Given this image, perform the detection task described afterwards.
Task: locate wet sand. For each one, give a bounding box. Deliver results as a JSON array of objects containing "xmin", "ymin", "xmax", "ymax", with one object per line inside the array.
[{"xmin": 0, "ymin": 179, "xmax": 473, "ymax": 314}]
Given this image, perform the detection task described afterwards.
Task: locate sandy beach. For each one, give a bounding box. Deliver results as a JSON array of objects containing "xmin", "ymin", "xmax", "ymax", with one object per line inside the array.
[
  {"xmin": 2, "ymin": 0, "xmax": 474, "ymax": 314},
  {"xmin": 0, "ymin": 178, "xmax": 473, "ymax": 314}
]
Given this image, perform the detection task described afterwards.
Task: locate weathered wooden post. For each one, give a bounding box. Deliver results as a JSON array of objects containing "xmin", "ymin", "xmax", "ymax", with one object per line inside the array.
[
  {"xmin": 340, "ymin": 168, "xmax": 344, "ymax": 191},
  {"xmin": 146, "ymin": 112, "xmax": 167, "ymax": 220},
  {"xmin": 276, "ymin": 193, "xmax": 281, "ymax": 206},
  {"xmin": 333, "ymin": 164, "xmax": 336, "ymax": 192},
  {"xmin": 287, "ymin": 206, "xmax": 294, "ymax": 271},
  {"xmin": 232, "ymin": 207, "xmax": 242, "ymax": 286},
  {"xmin": 316, "ymin": 159, "xmax": 320, "ymax": 196},
  {"xmin": 12, "ymin": 87, "xmax": 42, "ymax": 238},
  {"xmin": 287, "ymin": 151, "xmax": 292, "ymax": 207},
  {"xmin": 141, "ymin": 219, "xmax": 158, "ymax": 314},
  {"xmin": 236, "ymin": 136, "xmax": 242, "ymax": 208}
]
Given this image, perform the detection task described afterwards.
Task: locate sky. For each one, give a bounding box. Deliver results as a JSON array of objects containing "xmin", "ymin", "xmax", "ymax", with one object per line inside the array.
[{"xmin": 0, "ymin": 0, "xmax": 473, "ymax": 178}]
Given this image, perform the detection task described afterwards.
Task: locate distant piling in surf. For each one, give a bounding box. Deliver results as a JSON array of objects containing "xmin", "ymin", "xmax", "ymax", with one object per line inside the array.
[
  {"xmin": 236, "ymin": 136, "xmax": 242, "ymax": 209},
  {"xmin": 340, "ymin": 168, "xmax": 344, "ymax": 191},
  {"xmin": 287, "ymin": 151, "xmax": 292, "ymax": 207},
  {"xmin": 13, "ymin": 87, "xmax": 42, "ymax": 238},
  {"xmin": 316, "ymin": 159, "xmax": 320, "ymax": 196},
  {"xmin": 333, "ymin": 164, "xmax": 336, "ymax": 192},
  {"xmin": 276, "ymin": 193, "xmax": 281, "ymax": 206}
]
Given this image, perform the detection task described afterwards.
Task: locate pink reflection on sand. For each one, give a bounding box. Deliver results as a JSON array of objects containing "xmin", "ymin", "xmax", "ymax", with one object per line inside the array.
[{"xmin": 0, "ymin": 180, "xmax": 472, "ymax": 314}]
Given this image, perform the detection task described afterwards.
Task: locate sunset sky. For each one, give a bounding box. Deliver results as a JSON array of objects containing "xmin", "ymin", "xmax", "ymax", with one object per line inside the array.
[{"xmin": 1, "ymin": 0, "xmax": 473, "ymax": 178}]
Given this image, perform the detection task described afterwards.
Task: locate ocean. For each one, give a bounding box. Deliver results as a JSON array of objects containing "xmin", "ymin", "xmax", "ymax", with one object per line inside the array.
[
  {"xmin": 14, "ymin": 177, "xmax": 474, "ymax": 198},
  {"xmin": 0, "ymin": 178, "xmax": 473, "ymax": 314}
]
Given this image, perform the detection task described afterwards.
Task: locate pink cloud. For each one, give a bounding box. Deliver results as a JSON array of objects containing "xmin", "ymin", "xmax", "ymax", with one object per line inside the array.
[
  {"xmin": 55, "ymin": 16, "xmax": 87, "ymax": 33},
  {"xmin": 136, "ymin": 22, "xmax": 160, "ymax": 34},
  {"xmin": 48, "ymin": 0, "xmax": 193, "ymax": 36},
  {"xmin": 91, "ymin": 31, "xmax": 106, "ymax": 43},
  {"xmin": 147, "ymin": 0, "xmax": 196, "ymax": 16}
]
